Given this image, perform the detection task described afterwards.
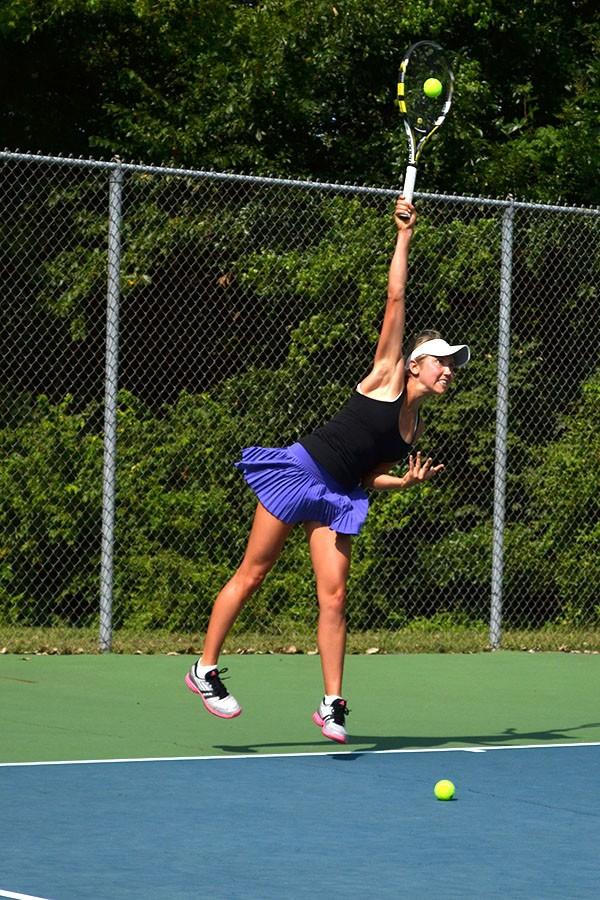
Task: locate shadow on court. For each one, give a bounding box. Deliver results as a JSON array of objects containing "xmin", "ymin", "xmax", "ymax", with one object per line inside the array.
[{"xmin": 215, "ymin": 720, "xmax": 600, "ymax": 755}]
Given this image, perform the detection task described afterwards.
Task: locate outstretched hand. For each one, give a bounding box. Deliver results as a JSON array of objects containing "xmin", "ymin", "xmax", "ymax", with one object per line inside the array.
[
  {"xmin": 402, "ymin": 451, "xmax": 445, "ymax": 487},
  {"xmin": 394, "ymin": 195, "xmax": 417, "ymax": 232}
]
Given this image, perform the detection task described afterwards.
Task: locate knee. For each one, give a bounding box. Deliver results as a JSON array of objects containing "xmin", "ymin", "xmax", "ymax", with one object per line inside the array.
[
  {"xmin": 317, "ymin": 585, "xmax": 347, "ymax": 617},
  {"xmin": 235, "ymin": 564, "xmax": 270, "ymax": 596}
]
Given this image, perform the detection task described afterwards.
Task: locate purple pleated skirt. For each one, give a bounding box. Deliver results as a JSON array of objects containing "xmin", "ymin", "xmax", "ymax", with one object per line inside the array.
[{"xmin": 234, "ymin": 442, "xmax": 369, "ymax": 535}]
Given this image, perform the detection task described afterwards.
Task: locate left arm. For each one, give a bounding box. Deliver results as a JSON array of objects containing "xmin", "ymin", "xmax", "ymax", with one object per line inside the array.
[{"xmin": 362, "ymin": 452, "xmax": 445, "ymax": 491}]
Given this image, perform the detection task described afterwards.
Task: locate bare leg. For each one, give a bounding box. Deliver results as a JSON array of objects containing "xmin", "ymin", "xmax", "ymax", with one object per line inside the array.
[
  {"xmin": 201, "ymin": 503, "xmax": 293, "ymax": 665},
  {"xmin": 304, "ymin": 522, "xmax": 352, "ymax": 696}
]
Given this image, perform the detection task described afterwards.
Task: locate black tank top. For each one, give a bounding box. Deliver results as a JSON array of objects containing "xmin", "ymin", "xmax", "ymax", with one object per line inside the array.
[{"xmin": 299, "ymin": 389, "xmax": 415, "ymax": 489}]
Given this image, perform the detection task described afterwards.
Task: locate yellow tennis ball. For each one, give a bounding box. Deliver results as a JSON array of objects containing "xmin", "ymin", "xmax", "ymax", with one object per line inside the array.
[
  {"xmin": 434, "ymin": 779, "xmax": 455, "ymax": 801},
  {"xmin": 423, "ymin": 77, "xmax": 443, "ymax": 98}
]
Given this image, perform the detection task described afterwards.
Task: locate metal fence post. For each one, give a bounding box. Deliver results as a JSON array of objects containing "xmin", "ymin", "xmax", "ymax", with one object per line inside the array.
[
  {"xmin": 99, "ymin": 161, "xmax": 124, "ymax": 652},
  {"xmin": 490, "ymin": 200, "xmax": 515, "ymax": 649}
]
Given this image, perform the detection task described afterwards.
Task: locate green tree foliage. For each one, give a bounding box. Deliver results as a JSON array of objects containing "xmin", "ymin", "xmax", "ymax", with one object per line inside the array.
[
  {"xmin": 0, "ymin": 395, "xmax": 103, "ymax": 625},
  {"xmin": 1, "ymin": 0, "xmax": 598, "ymax": 203},
  {"xmin": 502, "ymin": 369, "xmax": 600, "ymax": 626},
  {"xmin": 0, "ymin": 2, "xmax": 598, "ymax": 634}
]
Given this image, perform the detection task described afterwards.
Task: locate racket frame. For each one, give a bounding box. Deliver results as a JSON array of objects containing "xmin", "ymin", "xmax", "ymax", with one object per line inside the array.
[{"xmin": 397, "ymin": 41, "xmax": 454, "ymax": 204}]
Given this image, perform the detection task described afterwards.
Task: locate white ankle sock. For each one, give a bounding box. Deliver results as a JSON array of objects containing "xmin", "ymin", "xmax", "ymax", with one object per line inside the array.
[
  {"xmin": 196, "ymin": 662, "xmax": 218, "ymax": 677},
  {"xmin": 324, "ymin": 694, "xmax": 342, "ymax": 705}
]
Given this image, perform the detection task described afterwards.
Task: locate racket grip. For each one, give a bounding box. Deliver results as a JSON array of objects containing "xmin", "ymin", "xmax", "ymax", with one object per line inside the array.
[{"xmin": 402, "ymin": 165, "xmax": 417, "ymax": 205}]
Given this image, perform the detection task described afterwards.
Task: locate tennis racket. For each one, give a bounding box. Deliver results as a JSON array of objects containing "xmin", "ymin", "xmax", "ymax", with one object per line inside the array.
[{"xmin": 397, "ymin": 40, "xmax": 454, "ymax": 206}]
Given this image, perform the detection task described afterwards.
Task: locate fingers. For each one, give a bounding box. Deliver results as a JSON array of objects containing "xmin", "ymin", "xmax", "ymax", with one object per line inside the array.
[
  {"xmin": 419, "ymin": 452, "xmax": 433, "ymax": 477},
  {"xmin": 408, "ymin": 452, "xmax": 445, "ymax": 480},
  {"xmin": 394, "ymin": 194, "xmax": 417, "ymax": 229}
]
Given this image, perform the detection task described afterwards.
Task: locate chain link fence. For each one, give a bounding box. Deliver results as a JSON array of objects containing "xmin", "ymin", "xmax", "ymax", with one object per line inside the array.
[{"xmin": 0, "ymin": 150, "xmax": 599, "ymax": 655}]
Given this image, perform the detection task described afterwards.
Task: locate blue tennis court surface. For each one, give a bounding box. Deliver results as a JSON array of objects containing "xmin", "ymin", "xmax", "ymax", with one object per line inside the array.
[{"xmin": 2, "ymin": 743, "xmax": 598, "ymax": 899}]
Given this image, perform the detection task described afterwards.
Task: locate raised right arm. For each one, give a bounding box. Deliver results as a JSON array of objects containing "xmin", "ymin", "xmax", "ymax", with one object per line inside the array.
[{"xmin": 359, "ymin": 196, "xmax": 416, "ymax": 399}]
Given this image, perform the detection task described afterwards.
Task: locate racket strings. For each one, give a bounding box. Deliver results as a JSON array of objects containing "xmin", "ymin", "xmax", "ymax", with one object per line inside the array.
[{"xmin": 399, "ymin": 45, "xmax": 452, "ymax": 135}]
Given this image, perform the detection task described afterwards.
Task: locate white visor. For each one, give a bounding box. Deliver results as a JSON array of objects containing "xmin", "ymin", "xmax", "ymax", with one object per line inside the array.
[{"xmin": 408, "ymin": 338, "xmax": 470, "ymax": 368}]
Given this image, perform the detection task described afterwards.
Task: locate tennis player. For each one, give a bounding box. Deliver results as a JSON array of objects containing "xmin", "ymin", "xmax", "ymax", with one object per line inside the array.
[{"xmin": 185, "ymin": 195, "xmax": 470, "ymax": 743}]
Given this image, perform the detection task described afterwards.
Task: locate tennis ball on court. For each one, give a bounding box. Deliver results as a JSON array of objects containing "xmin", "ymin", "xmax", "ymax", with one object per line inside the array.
[
  {"xmin": 434, "ymin": 779, "xmax": 455, "ymax": 801},
  {"xmin": 423, "ymin": 77, "xmax": 443, "ymax": 98}
]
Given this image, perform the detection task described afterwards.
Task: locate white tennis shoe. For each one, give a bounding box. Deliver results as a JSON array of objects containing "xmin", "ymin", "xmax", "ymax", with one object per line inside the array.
[
  {"xmin": 312, "ymin": 697, "xmax": 350, "ymax": 744},
  {"xmin": 185, "ymin": 664, "xmax": 242, "ymax": 719}
]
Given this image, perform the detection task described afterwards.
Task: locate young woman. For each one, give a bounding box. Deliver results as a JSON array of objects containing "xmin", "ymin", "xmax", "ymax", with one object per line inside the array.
[{"xmin": 185, "ymin": 195, "xmax": 470, "ymax": 743}]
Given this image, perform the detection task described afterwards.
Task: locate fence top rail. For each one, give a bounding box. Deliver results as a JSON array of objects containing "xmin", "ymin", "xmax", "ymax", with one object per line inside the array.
[{"xmin": 2, "ymin": 149, "xmax": 599, "ymax": 218}]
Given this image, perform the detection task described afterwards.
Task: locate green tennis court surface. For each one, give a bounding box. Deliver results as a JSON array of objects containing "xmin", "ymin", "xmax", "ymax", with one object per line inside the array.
[
  {"xmin": 2, "ymin": 652, "xmax": 599, "ymax": 762},
  {"xmin": 2, "ymin": 652, "xmax": 599, "ymax": 899}
]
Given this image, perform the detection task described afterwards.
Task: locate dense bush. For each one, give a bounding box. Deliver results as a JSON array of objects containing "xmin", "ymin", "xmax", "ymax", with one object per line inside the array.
[
  {"xmin": 502, "ymin": 369, "xmax": 600, "ymax": 626},
  {"xmin": 0, "ymin": 395, "xmax": 103, "ymax": 625},
  {"xmin": 1, "ymin": 356, "xmax": 599, "ymax": 632}
]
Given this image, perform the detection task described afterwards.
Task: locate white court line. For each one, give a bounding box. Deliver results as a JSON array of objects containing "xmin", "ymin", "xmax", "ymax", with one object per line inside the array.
[
  {"xmin": 0, "ymin": 740, "xmax": 599, "ymax": 768},
  {"xmin": 0, "ymin": 890, "xmax": 53, "ymax": 900}
]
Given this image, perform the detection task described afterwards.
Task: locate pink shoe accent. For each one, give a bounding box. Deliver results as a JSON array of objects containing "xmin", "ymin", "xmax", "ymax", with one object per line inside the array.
[
  {"xmin": 312, "ymin": 710, "xmax": 347, "ymax": 743},
  {"xmin": 185, "ymin": 672, "xmax": 202, "ymax": 695},
  {"xmin": 184, "ymin": 673, "xmax": 242, "ymax": 719}
]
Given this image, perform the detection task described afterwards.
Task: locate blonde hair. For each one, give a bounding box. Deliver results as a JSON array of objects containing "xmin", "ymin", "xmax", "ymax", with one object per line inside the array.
[{"xmin": 404, "ymin": 329, "xmax": 443, "ymax": 365}]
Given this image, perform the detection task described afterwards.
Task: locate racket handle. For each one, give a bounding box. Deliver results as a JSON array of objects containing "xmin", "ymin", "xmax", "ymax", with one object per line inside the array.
[{"xmin": 402, "ymin": 164, "xmax": 417, "ymax": 205}]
